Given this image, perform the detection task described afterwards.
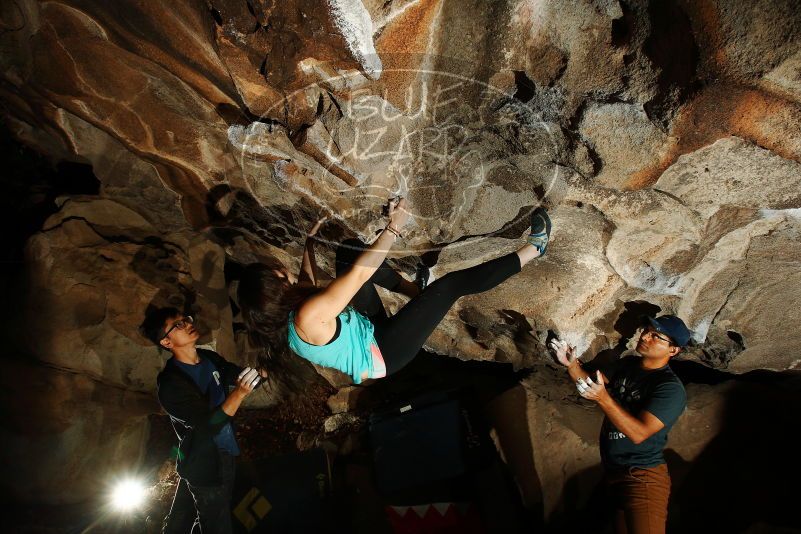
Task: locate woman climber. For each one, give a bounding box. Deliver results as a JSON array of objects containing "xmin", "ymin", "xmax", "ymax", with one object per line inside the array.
[{"xmin": 238, "ymin": 198, "xmax": 552, "ymax": 385}]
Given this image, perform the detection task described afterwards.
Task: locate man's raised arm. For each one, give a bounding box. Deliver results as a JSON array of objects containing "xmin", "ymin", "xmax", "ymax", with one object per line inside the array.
[{"xmin": 550, "ymin": 338, "xmax": 591, "ymax": 383}]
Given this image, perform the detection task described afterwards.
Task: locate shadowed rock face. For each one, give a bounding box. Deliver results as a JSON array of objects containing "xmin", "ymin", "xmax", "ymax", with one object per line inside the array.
[{"xmin": 0, "ymin": 0, "xmax": 800, "ymax": 515}]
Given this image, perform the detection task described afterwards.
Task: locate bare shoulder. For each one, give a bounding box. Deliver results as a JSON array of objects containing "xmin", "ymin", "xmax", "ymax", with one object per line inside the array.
[{"xmin": 293, "ymin": 307, "xmax": 337, "ymax": 346}]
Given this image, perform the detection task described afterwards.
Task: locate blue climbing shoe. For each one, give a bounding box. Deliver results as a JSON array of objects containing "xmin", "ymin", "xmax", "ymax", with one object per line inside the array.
[{"xmin": 527, "ymin": 207, "xmax": 551, "ymax": 255}]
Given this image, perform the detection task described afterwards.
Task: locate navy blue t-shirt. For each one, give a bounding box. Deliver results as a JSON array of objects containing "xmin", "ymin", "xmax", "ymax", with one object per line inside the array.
[
  {"xmin": 174, "ymin": 356, "xmax": 240, "ymax": 456},
  {"xmin": 599, "ymin": 356, "xmax": 686, "ymax": 468}
]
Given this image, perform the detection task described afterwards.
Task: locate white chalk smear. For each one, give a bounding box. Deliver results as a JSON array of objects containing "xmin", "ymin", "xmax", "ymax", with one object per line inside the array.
[
  {"xmin": 327, "ymin": 0, "xmax": 383, "ymax": 80},
  {"xmin": 759, "ymin": 207, "xmax": 801, "ymax": 221},
  {"xmin": 690, "ymin": 317, "xmax": 711, "ymax": 344}
]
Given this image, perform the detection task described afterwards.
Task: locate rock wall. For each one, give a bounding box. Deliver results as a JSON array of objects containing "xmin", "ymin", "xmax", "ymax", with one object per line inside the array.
[{"xmin": 0, "ymin": 0, "xmax": 800, "ymax": 511}]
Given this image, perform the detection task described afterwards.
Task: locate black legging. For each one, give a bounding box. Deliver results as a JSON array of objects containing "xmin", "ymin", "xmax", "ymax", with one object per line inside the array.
[
  {"xmin": 335, "ymin": 241, "xmax": 522, "ymax": 375},
  {"xmin": 373, "ymin": 252, "xmax": 521, "ymax": 374}
]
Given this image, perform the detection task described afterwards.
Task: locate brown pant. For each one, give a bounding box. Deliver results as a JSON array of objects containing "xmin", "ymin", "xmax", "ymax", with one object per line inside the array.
[{"xmin": 605, "ymin": 463, "xmax": 671, "ymax": 534}]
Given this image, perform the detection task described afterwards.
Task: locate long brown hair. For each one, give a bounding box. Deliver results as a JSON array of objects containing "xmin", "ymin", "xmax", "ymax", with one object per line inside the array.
[{"xmin": 237, "ymin": 262, "xmax": 320, "ymax": 391}]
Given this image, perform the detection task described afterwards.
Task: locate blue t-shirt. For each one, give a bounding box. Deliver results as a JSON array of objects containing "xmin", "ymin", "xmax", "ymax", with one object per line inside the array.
[
  {"xmin": 599, "ymin": 356, "xmax": 686, "ymax": 468},
  {"xmin": 174, "ymin": 356, "xmax": 240, "ymax": 456},
  {"xmin": 287, "ymin": 307, "xmax": 379, "ymax": 384}
]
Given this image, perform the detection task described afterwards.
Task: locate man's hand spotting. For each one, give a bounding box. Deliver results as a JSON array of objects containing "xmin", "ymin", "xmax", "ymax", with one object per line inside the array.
[
  {"xmin": 549, "ymin": 338, "xmax": 578, "ymax": 368},
  {"xmin": 576, "ymin": 370, "xmax": 610, "ymax": 403}
]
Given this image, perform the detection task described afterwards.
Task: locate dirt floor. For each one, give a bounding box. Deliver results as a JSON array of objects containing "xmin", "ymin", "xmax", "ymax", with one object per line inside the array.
[
  {"xmin": 7, "ymin": 354, "xmax": 530, "ymax": 533},
  {"xmin": 143, "ymin": 381, "xmax": 336, "ymax": 532}
]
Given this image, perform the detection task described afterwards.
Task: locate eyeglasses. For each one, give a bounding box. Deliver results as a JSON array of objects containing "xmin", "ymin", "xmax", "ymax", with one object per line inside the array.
[
  {"xmin": 643, "ymin": 329, "xmax": 673, "ymax": 345},
  {"xmin": 161, "ymin": 315, "xmax": 194, "ymax": 341}
]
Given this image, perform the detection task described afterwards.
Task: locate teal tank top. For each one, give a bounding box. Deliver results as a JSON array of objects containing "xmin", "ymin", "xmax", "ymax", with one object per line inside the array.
[{"xmin": 287, "ymin": 307, "xmax": 377, "ymax": 384}]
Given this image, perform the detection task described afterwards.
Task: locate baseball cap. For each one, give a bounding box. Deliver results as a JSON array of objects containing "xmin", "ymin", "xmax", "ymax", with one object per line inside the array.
[{"xmin": 646, "ymin": 315, "xmax": 692, "ymax": 347}]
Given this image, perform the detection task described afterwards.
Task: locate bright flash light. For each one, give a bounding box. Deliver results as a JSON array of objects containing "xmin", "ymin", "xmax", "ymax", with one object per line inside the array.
[{"xmin": 111, "ymin": 479, "xmax": 147, "ymax": 512}]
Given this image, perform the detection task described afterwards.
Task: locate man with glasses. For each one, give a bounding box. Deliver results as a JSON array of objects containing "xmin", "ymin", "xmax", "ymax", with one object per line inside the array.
[
  {"xmin": 141, "ymin": 307, "xmax": 264, "ymax": 533},
  {"xmin": 550, "ymin": 314, "xmax": 691, "ymax": 534}
]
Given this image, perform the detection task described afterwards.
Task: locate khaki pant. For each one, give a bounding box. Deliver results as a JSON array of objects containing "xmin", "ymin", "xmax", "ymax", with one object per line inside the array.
[{"xmin": 605, "ymin": 463, "xmax": 671, "ymax": 534}]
